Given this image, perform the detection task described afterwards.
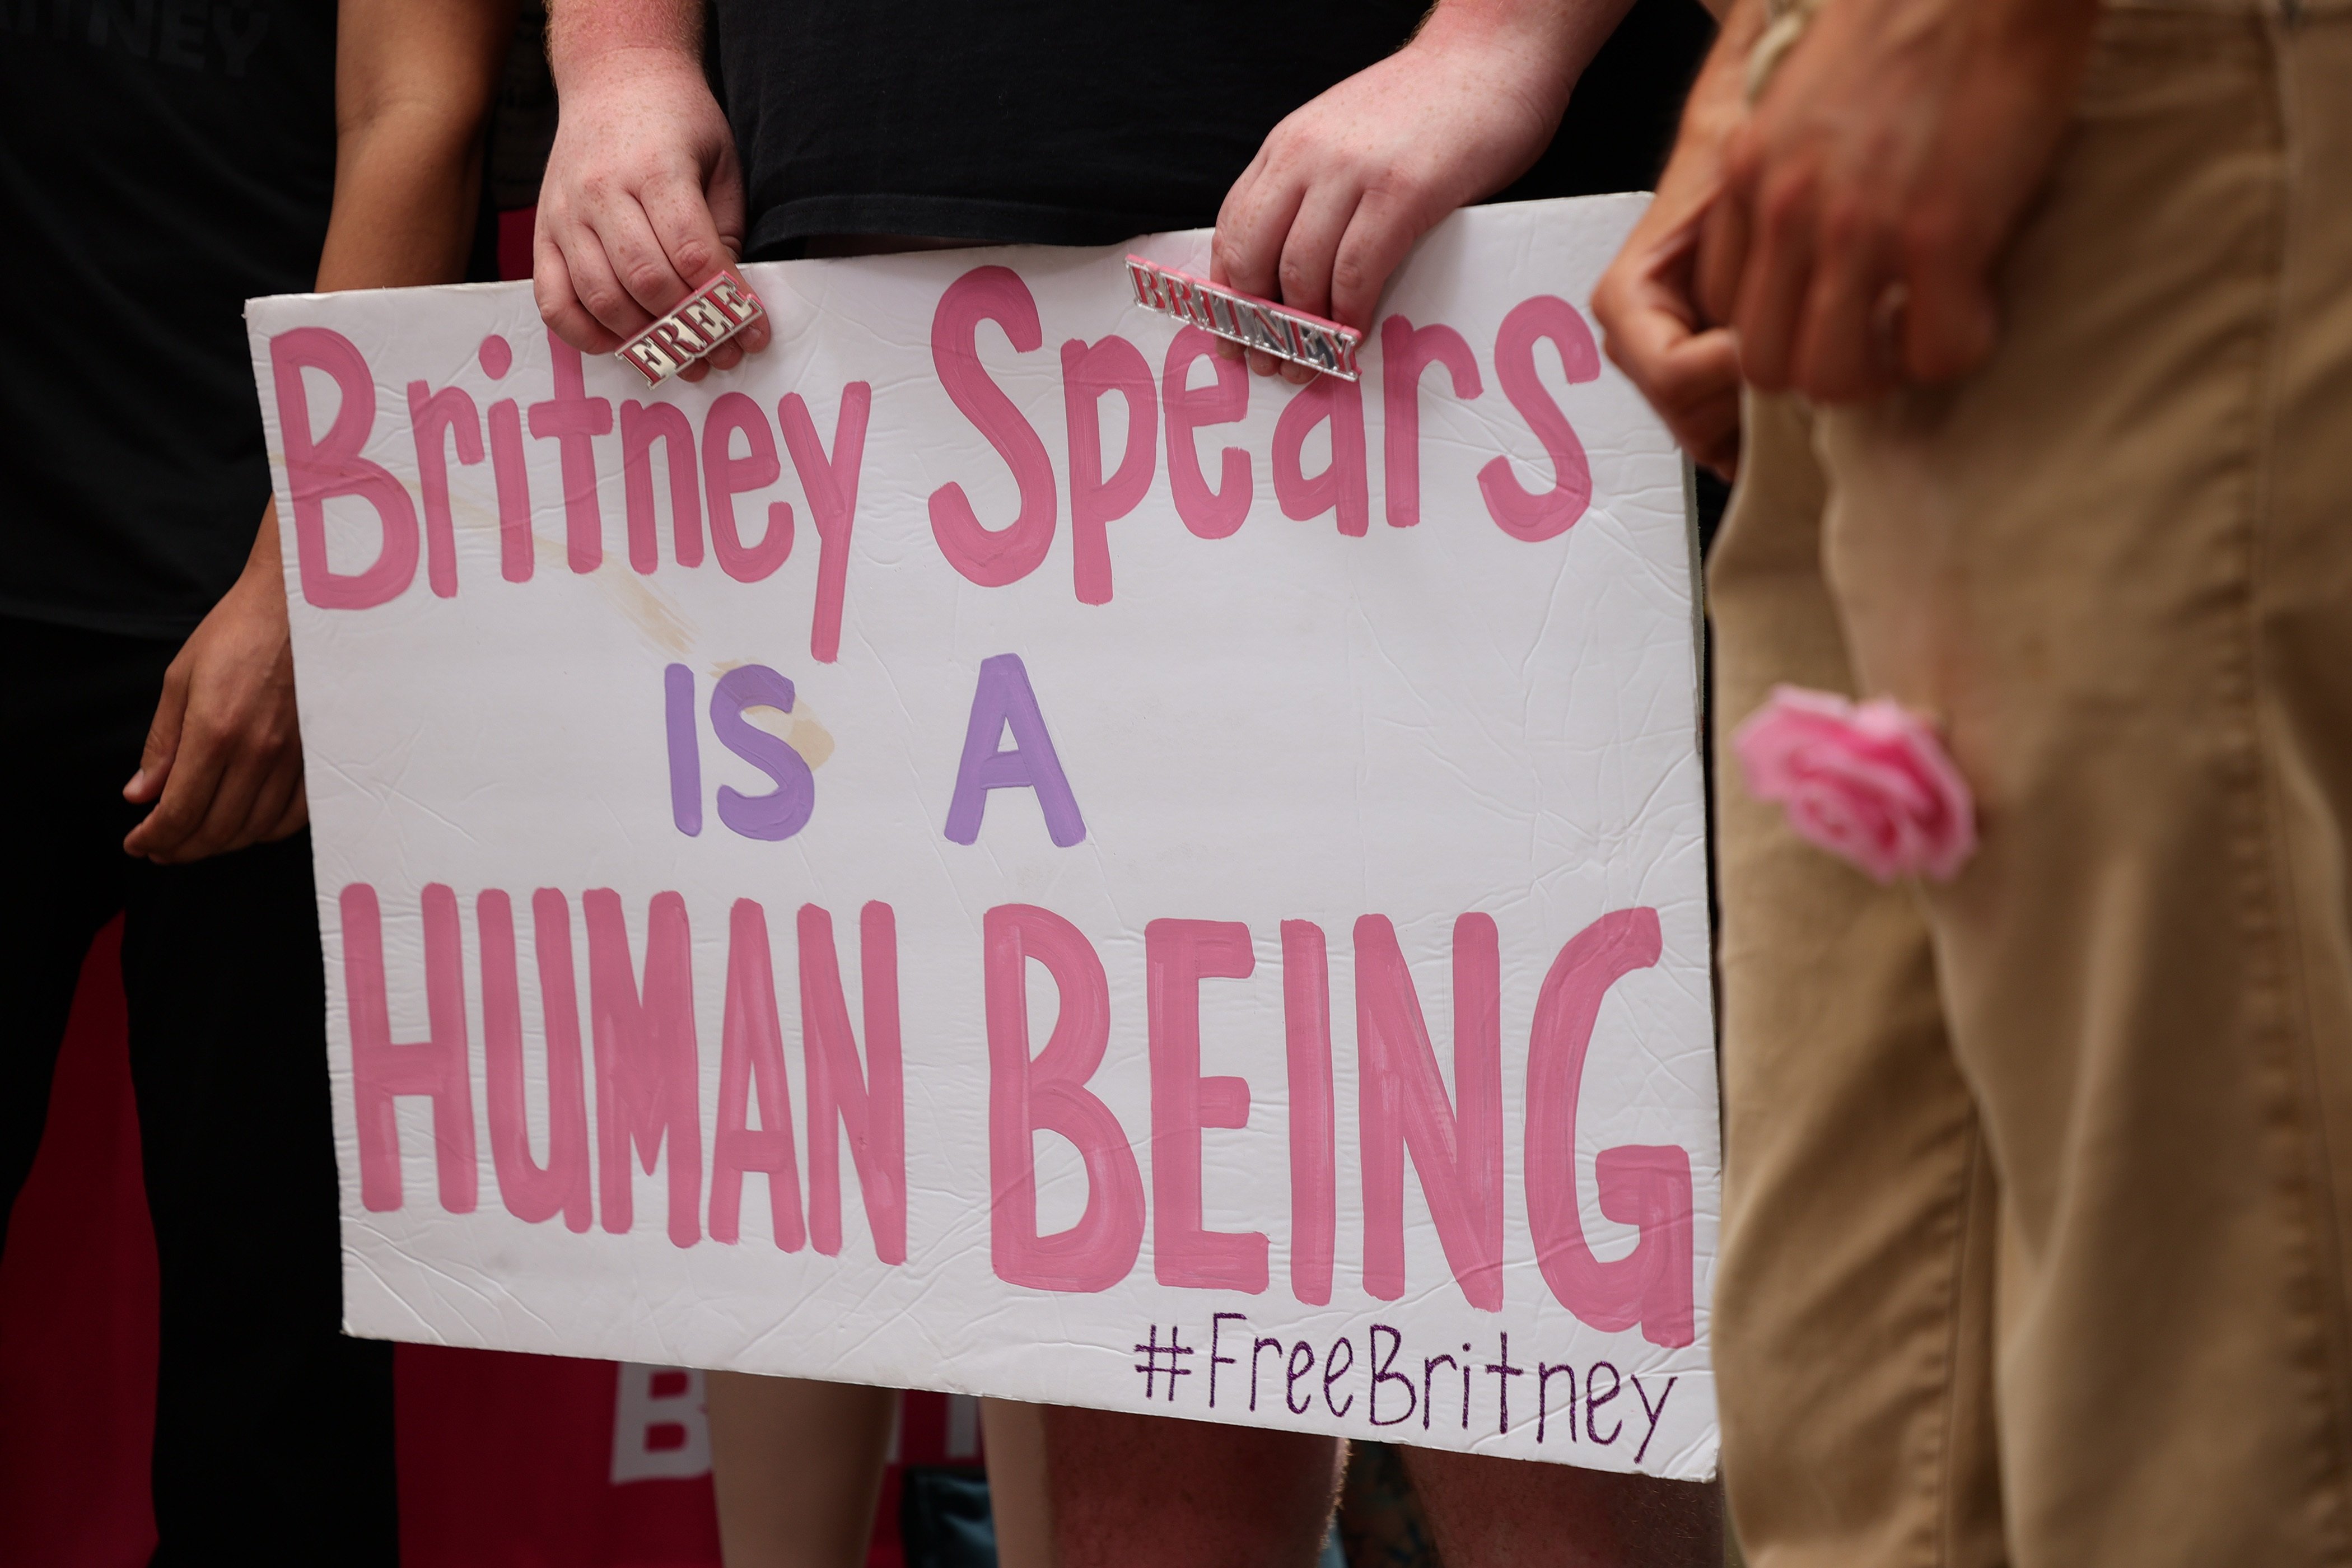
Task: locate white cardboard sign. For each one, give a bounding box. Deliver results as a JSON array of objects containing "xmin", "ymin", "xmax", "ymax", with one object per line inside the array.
[{"xmin": 246, "ymin": 196, "xmax": 1719, "ymax": 1477}]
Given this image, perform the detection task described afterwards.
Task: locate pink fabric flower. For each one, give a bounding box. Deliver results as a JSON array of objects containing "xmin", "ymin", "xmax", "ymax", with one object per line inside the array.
[{"xmin": 1732, "ymin": 685, "xmax": 1977, "ymax": 883}]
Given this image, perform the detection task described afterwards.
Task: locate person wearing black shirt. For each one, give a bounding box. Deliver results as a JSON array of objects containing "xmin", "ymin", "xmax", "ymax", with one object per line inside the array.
[
  {"xmin": 532, "ymin": 1, "xmax": 1719, "ymax": 1563},
  {"xmin": 0, "ymin": 0, "xmax": 509, "ymax": 1555}
]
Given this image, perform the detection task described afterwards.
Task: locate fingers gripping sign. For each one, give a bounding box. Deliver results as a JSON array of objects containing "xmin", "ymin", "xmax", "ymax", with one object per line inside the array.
[
  {"xmin": 618, "ymin": 272, "xmax": 769, "ymax": 386},
  {"xmin": 534, "ymin": 15, "xmax": 772, "ymax": 385},
  {"xmin": 1210, "ymin": 0, "xmax": 1616, "ymax": 385}
]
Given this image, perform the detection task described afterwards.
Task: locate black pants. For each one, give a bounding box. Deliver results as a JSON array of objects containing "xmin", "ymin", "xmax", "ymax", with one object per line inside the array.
[{"xmin": 0, "ymin": 617, "xmax": 397, "ymax": 1564}]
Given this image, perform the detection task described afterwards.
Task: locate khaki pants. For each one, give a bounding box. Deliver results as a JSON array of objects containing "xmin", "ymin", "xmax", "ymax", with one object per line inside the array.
[{"xmin": 1710, "ymin": 3, "xmax": 2352, "ymax": 1562}]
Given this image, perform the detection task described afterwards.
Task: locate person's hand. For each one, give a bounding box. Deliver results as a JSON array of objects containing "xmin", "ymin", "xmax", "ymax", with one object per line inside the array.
[
  {"xmin": 1592, "ymin": 0, "xmax": 1756, "ymax": 478},
  {"xmin": 1695, "ymin": 0, "xmax": 2099, "ymax": 402},
  {"xmin": 1595, "ymin": 186, "xmax": 1743, "ymax": 477},
  {"xmin": 1213, "ymin": 1, "xmax": 1625, "ymax": 382},
  {"xmin": 534, "ymin": 41, "xmax": 768, "ymax": 381},
  {"xmin": 123, "ymin": 508, "xmax": 307, "ymax": 864}
]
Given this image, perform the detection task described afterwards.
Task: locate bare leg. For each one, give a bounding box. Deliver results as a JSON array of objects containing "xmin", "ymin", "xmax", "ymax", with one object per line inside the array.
[
  {"xmin": 1402, "ymin": 1449, "xmax": 1721, "ymax": 1567},
  {"xmin": 706, "ymin": 1373, "xmax": 897, "ymax": 1568},
  {"xmin": 982, "ymin": 1399, "xmax": 1056, "ymax": 1568},
  {"xmin": 1044, "ymin": 1407, "xmax": 1342, "ymax": 1568}
]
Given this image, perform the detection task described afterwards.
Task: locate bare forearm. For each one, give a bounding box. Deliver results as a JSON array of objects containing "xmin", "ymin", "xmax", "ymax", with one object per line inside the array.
[
  {"xmin": 134, "ymin": 0, "xmax": 508, "ymax": 863},
  {"xmin": 1414, "ymin": 0, "xmax": 1643, "ymax": 121},
  {"xmin": 546, "ymin": 0, "xmax": 701, "ymax": 86},
  {"xmin": 321, "ymin": 0, "xmax": 509, "ymax": 291},
  {"xmin": 316, "ymin": 121, "xmax": 484, "ymax": 290}
]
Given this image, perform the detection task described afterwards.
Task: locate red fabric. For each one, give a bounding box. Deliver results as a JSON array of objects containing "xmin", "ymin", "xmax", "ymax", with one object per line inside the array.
[
  {"xmin": 398, "ymin": 1347, "xmax": 725, "ymax": 1568},
  {"xmin": 0, "ymin": 920, "xmax": 159, "ymax": 1568},
  {"xmin": 499, "ymin": 207, "xmax": 537, "ymax": 291},
  {"xmin": 397, "ymin": 1350, "xmax": 956, "ymax": 1568},
  {"xmin": 0, "ymin": 916, "xmax": 951, "ymax": 1567}
]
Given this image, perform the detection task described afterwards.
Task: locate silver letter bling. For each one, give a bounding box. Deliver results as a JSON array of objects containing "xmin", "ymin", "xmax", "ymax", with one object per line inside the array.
[
  {"xmin": 1123, "ymin": 256, "xmax": 1361, "ymax": 381},
  {"xmin": 617, "ymin": 274, "xmax": 768, "ymax": 386}
]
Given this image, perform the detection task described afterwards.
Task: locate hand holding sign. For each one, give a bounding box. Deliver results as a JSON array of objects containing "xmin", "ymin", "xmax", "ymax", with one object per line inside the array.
[
  {"xmin": 1209, "ymin": 0, "xmax": 1626, "ymax": 384},
  {"xmin": 245, "ymin": 203, "xmax": 1718, "ymax": 1477},
  {"xmin": 534, "ymin": 4, "xmax": 767, "ymax": 380}
]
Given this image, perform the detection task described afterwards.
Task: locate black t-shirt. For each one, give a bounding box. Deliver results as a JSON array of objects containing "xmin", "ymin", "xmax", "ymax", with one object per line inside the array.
[
  {"xmin": 719, "ymin": 0, "xmax": 1709, "ymax": 262},
  {"xmin": 0, "ymin": 0, "xmax": 339, "ymax": 638}
]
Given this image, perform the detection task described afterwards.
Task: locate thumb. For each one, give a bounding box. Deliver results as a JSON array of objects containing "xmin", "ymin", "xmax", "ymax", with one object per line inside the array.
[{"xmin": 125, "ymin": 664, "xmax": 190, "ymax": 804}]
